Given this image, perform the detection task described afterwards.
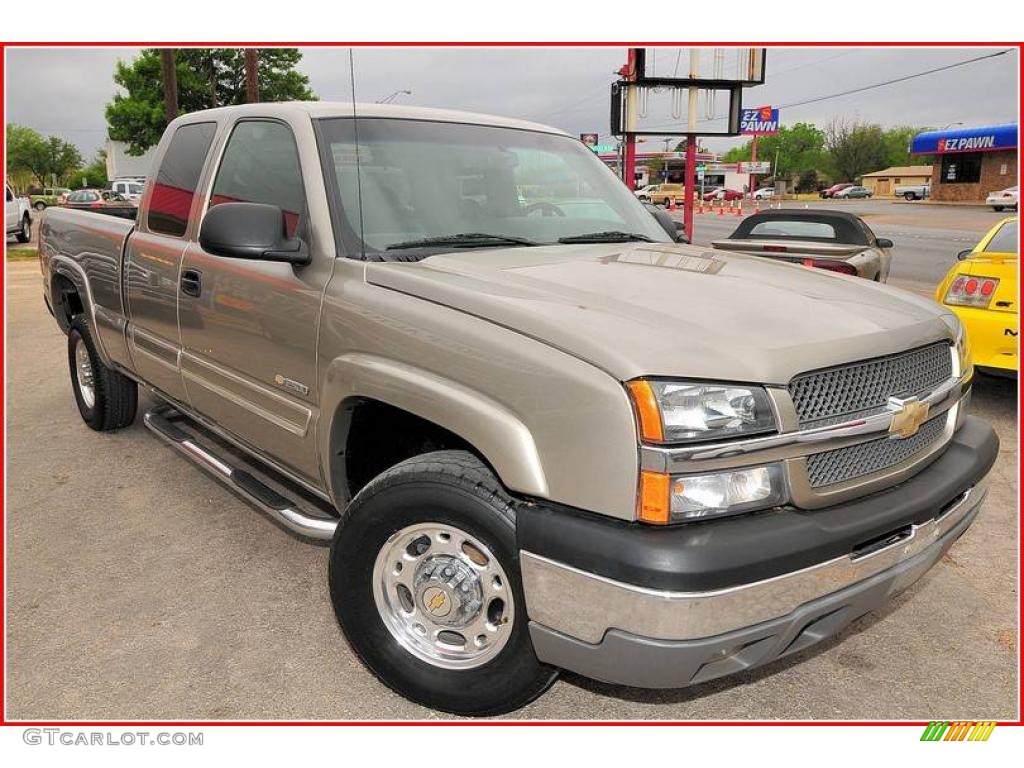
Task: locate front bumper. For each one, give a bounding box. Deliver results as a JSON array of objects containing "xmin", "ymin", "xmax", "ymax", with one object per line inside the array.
[{"xmin": 518, "ymin": 416, "xmax": 997, "ymax": 688}]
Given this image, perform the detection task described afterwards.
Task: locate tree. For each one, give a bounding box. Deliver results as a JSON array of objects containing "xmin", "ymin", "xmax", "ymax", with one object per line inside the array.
[
  {"xmin": 72, "ymin": 151, "xmax": 109, "ymax": 189},
  {"xmin": 823, "ymin": 119, "xmax": 889, "ymax": 182},
  {"xmin": 106, "ymin": 48, "xmax": 317, "ymax": 155},
  {"xmin": 6, "ymin": 123, "xmax": 83, "ymax": 186},
  {"xmin": 720, "ymin": 123, "xmax": 826, "ymax": 181}
]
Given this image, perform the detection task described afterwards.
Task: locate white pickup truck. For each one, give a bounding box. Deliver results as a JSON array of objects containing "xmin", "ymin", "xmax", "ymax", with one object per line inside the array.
[
  {"xmin": 894, "ymin": 182, "xmax": 930, "ymax": 201},
  {"xmin": 5, "ymin": 182, "xmax": 32, "ymax": 243}
]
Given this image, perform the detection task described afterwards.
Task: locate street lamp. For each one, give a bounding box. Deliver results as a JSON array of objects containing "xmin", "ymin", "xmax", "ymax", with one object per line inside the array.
[{"xmin": 377, "ymin": 89, "xmax": 412, "ymax": 104}]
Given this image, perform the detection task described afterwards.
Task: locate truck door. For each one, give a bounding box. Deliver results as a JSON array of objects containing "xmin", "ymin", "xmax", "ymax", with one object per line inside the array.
[
  {"xmin": 177, "ymin": 118, "xmax": 332, "ymax": 486},
  {"xmin": 124, "ymin": 121, "xmax": 218, "ymax": 403}
]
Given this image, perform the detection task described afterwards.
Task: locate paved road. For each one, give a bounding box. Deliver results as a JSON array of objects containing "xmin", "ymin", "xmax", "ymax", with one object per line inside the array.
[
  {"xmin": 4, "ymin": 241, "xmax": 1018, "ymax": 720},
  {"xmin": 679, "ymin": 199, "xmax": 1008, "ymax": 293}
]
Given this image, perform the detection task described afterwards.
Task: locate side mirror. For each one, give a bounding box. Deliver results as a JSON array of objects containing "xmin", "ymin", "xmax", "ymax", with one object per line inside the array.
[
  {"xmin": 199, "ymin": 202, "xmax": 310, "ymax": 265},
  {"xmin": 876, "ymin": 237, "xmax": 894, "ymax": 249},
  {"xmin": 957, "ymin": 249, "xmax": 973, "ymax": 261},
  {"xmin": 644, "ymin": 203, "xmax": 689, "ymax": 243}
]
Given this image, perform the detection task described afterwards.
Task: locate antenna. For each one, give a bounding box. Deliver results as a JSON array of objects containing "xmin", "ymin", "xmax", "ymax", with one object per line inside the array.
[{"xmin": 348, "ymin": 48, "xmax": 367, "ymax": 260}]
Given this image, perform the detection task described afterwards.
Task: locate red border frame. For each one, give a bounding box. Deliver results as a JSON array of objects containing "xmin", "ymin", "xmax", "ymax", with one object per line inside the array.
[{"xmin": 1, "ymin": 40, "xmax": 1021, "ymax": 728}]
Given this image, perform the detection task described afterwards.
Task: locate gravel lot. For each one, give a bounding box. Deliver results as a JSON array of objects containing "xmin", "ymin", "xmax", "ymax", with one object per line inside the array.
[{"xmin": 4, "ymin": 203, "xmax": 1019, "ymax": 719}]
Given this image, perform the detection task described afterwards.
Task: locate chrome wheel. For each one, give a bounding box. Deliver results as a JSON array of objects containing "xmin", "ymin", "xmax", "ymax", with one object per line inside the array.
[
  {"xmin": 372, "ymin": 522, "xmax": 514, "ymax": 669},
  {"xmin": 74, "ymin": 337, "xmax": 96, "ymax": 409}
]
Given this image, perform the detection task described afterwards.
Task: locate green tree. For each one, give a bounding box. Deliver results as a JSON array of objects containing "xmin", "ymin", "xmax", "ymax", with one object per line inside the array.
[
  {"xmin": 106, "ymin": 48, "xmax": 317, "ymax": 155},
  {"xmin": 72, "ymin": 151, "xmax": 110, "ymax": 189},
  {"xmin": 720, "ymin": 123, "xmax": 826, "ymax": 180},
  {"xmin": 824, "ymin": 119, "xmax": 889, "ymax": 182},
  {"xmin": 6, "ymin": 123, "xmax": 83, "ymax": 186}
]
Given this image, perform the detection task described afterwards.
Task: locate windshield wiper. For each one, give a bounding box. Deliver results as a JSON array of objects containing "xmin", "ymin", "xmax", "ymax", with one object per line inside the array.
[
  {"xmin": 557, "ymin": 231, "xmax": 655, "ymax": 244},
  {"xmin": 386, "ymin": 233, "xmax": 539, "ymax": 250}
]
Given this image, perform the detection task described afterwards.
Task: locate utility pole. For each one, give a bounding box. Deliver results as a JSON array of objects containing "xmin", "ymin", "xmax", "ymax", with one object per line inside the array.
[
  {"xmin": 244, "ymin": 48, "xmax": 260, "ymax": 103},
  {"xmin": 160, "ymin": 49, "xmax": 179, "ymax": 122},
  {"xmin": 682, "ymin": 49, "xmax": 700, "ymax": 243}
]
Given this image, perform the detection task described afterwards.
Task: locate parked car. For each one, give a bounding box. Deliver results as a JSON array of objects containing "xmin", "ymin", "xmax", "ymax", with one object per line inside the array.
[
  {"xmin": 711, "ymin": 209, "xmax": 894, "ymax": 281},
  {"xmin": 633, "ymin": 184, "xmax": 659, "ymax": 202},
  {"xmin": 985, "ymin": 185, "xmax": 1018, "ymax": 212},
  {"xmin": 60, "ymin": 189, "xmax": 138, "ymax": 220},
  {"xmin": 5, "ymin": 182, "xmax": 32, "ymax": 243},
  {"xmin": 819, "ymin": 182, "xmax": 854, "ymax": 199},
  {"xmin": 702, "ymin": 187, "xmax": 743, "ymax": 202},
  {"xmin": 752, "ymin": 187, "xmax": 775, "ymax": 200},
  {"xmin": 39, "ymin": 102, "xmax": 996, "ymax": 716},
  {"xmin": 934, "ymin": 217, "xmax": 1018, "ymax": 376},
  {"xmin": 111, "ymin": 177, "xmax": 147, "ymax": 201},
  {"xmin": 28, "ymin": 187, "xmax": 72, "ymax": 211},
  {"xmin": 833, "ymin": 185, "xmax": 873, "ymax": 199},
  {"xmin": 894, "ymin": 182, "xmax": 930, "ymax": 201},
  {"xmin": 643, "ymin": 183, "xmax": 686, "ymax": 207}
]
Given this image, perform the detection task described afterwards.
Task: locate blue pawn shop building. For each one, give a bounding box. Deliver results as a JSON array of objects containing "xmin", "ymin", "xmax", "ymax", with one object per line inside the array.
[{"xmin": 911, "ymin": 123, "xmax": 1017, "ymax": 202}]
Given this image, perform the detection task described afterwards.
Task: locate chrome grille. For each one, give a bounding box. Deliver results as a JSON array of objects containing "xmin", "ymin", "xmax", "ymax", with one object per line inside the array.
[
  {"xmin": 806, "ymin": 415, "xmax": 946, "ymax": 488},
  {"xmin": 789, "ymin": 343, "xmax": 952, "ymax": 427}
]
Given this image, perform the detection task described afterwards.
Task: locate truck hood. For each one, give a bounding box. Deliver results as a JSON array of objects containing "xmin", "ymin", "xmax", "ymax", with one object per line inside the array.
[{"xmin": 366, "ymin": 242, "xmax": 956, "ymax": 384}]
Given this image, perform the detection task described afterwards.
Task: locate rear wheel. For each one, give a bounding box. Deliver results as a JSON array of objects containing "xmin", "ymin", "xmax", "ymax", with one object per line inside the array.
[
  {"xmin": 904, "ymin": 192, "xmax": 916, "ymax": 201},
  {"xmin": 329, "ymin": 450, "xmax": 557, "ymax": 716},
  {"xmin": 68, "ymin": 316, "xmax": 138, "ymax": 431},
  {"xmin": 33, "ymin": 201, "xmax": 47, "ymax": 211},
  {"xmin": 16, "ymin": 215, "xmax": 30, "ymax": 243},
  {"xmin": 993, "ymin": 206, "xmax": 1004, "ymax": 212}
]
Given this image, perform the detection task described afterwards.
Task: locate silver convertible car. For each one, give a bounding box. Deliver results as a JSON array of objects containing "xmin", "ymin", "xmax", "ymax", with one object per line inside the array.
[{"xmin": 712, "ymin": 209, "xmax": 894, "ymax": 281}]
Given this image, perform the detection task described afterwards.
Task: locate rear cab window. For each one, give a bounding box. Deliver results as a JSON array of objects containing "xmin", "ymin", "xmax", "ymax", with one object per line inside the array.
[{"xmin": 147, "ymin": 122, "xmax": 217, "ymax": 237}]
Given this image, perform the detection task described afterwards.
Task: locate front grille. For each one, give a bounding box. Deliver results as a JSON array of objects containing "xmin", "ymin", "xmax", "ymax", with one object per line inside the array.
[
  {"xmin": 789, "ymin": 343, "xmax": 952, "ymax": 427},
  {"xmin": 806, "ymin": 415, "xmax": 946, "ymax": 488}
]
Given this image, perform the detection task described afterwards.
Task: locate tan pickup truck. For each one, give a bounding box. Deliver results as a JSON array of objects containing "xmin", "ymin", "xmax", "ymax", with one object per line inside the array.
[{"xmin": 39, "ymin": 102, "xmax": 997, "ymax": 716}]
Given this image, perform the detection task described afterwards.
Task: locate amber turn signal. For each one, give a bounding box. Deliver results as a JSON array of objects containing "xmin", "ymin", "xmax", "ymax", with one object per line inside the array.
[
  {"xmin": 638, "ymin": 470, "xmax": 671, "ymax": 524},
  {"xmin": 627, "ymin": 379, "xmax": 664, "ymax": 442}
]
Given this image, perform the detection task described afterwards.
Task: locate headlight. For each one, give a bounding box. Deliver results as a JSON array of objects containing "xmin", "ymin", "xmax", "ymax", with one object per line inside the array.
[
  {"xmin": 627, "ymin": 379, "xmax": 776, "ymax": 444},
  {"xmin": 639, "ymin": 464, "xmax": 787, "ymax": 524}
]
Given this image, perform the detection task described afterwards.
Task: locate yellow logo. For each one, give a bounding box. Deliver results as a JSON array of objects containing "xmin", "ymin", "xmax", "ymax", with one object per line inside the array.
[
  {"xmin": 428, "ymin": 592, "xmax": 447, "ymax": 612},
  {"xmin": 889, "ymin": 398, "xmax": 930, "ymax": 439}
]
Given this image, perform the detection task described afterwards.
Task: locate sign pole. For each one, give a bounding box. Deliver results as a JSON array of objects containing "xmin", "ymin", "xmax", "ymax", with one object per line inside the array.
[
  {"xmin": 684, "ymin": 136, "xmax": 696, "ymax": 241},
  {"xmin": 622, "ymin": 48, "xmax": 639, "ymax": 189},
  {"xmin": 749, "ymin": 134, "xmax": 758, "ymax": 201}
]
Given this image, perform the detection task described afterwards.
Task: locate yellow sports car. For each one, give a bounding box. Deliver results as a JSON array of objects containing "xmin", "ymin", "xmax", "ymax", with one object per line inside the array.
[{"xmin": 935, "ymin": 217, "xmax": 1018, "ymax": 376}]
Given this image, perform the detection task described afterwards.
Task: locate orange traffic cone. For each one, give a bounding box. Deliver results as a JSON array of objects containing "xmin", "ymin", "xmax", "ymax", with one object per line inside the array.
[
  {"xmin": 717, "ymin": 200, "xmax": 724, "ymax": 216},
  {"xmin": 735, "ymin": 200, "xmax": 743, "ymax": 216}
]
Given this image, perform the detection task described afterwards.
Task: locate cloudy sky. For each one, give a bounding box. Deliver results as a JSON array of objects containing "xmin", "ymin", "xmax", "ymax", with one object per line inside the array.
[{"xmin": 5, "ymin": 46, "xmax": 1018, "ymax": 159}]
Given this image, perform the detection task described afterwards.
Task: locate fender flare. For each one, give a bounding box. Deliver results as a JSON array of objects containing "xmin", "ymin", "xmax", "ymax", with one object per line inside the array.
[
  {"xmin": 320, "ymin": 352, "xmax": 549, "ymax": 505},
  {"xmin": 48, "ymin": 255, "xmax": 114, "ymax": 365}
]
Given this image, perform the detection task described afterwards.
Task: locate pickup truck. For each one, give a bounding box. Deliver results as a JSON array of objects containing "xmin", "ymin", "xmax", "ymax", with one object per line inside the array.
[
  {"xmin": 5, "ymin": 182, "xmax": 32, "ymax": 243},
  {"xmin": 894, "ymin": 182, "xmax": 930, "ymax": 201},
  {"xmin": 39, "ymin": 102, "xmax": 998, "ymax": 716}
]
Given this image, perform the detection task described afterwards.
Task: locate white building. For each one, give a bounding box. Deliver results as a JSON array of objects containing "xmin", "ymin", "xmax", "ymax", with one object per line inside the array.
[{"xmin": 105, "ymin": 140, "xmax": 157, "ymax": 180}]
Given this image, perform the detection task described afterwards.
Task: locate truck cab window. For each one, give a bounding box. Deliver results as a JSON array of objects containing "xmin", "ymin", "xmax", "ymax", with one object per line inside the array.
[
  {"xmin": 147, "ymin": 121, "xmax": 217, "ymax": 237},
  {"xmin": 209, "ymin": 120, "xmax": 305, "ymax": 238}
]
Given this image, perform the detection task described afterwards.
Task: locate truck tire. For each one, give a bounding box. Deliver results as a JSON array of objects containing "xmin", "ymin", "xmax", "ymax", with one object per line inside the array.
[
  {"xmin": 68, "ymin": 316, "xmax": 138, "ymax": 431},
  {"xmin": 33, "ymin": 201, "xmax": 47, "ymax": 211},
  {"xmin": 329, "ymin": 450, "xmax": 557, "ymax": 716},
  {"xmin": 16, "ymin": 215, "xmax": 31, "ymax": 243},
  {"xmin": 904, "ymin": 192, "xmax": 916, "ymax": 201}
]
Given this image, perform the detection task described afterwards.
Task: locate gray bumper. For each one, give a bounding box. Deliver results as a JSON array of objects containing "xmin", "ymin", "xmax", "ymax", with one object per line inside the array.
[{"xmin": 525, "ymin": 474, "xmax": 989, "ymax": 689}]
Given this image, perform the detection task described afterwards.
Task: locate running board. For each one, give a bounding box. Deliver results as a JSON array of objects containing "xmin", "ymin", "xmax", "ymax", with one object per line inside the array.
[{"xmin": 143, "ymin": 410, "xmax": 339, "ymax": 541}]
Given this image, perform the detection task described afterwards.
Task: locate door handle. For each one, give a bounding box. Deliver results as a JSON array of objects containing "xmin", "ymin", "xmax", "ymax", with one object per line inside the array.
[{"xmin": 181, "ymin": 269, "xmax": 202, "ymax": 297}]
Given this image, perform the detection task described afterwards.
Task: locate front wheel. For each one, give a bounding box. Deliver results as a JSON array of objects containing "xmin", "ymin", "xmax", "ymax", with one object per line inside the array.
[
  {"xmin": 33, "ymin": 201, "xmax": 47, "ymax": 211},
  {"xmin": 329, "ymin": 450, "xmax": 557, "ymax": 716},
  {"xmin": 904, "ymin": 192, "xmax": 916, "ymax": 201},
  {"xmin": 993, "ymin": 206, "xmax": 1004, "ymax": 212},
  {"xmin": 68, "ymin": 316, "xmax": 138, "ymax": 431}
]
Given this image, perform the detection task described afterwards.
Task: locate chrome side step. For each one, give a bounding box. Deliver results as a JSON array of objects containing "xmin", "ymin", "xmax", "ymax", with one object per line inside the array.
[{"xmin": 143, "ymin": 410, "xmax": 339, "ymax": 541}]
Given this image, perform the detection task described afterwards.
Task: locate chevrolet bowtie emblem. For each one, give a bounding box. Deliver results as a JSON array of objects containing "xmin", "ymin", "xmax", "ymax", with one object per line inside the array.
[{"xmin": 888, "ymin": 396, "xmax": 930, "ymax": 439}]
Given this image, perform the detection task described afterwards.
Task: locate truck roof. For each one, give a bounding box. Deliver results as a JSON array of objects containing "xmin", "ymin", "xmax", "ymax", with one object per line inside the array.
[{"xmin": 171, "ymin": 101, "xmax": 569, "ymax": 137}]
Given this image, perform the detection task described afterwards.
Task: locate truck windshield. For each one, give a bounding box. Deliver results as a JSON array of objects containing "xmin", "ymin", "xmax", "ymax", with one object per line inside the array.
[{"xmin": 317, "ymin": 117, "xmax": 669, "ymax": 258}]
